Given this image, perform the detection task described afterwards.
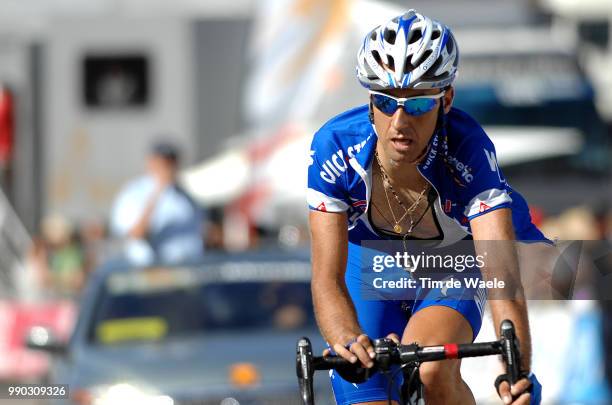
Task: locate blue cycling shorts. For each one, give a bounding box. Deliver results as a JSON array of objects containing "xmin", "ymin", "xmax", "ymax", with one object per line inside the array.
[{"xmin": 329, "ymin": 242, "xmax": 486, "ymax": 405}]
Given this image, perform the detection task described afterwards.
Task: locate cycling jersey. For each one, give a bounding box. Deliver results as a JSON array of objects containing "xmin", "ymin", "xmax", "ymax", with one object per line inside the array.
[
  {"xmin": 307, "ymin": 105, "xmax": 548, "ymax": 244},
  {"xmin": 308, "ymin": 105, "xmax": 548, "ymax": 405}
]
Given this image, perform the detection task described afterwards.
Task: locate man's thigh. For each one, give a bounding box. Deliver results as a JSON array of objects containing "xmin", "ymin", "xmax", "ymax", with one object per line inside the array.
[
  {"xmin": 402, "ymin": 305, "xmax": 474, "ymax": 345},
  {"xmin": 401, "ymin": 305, "xmax": 473, "ymax": 389},
  {"xmin": 402, "ymin": 305, "xmax": 477, "ymax": 405}
]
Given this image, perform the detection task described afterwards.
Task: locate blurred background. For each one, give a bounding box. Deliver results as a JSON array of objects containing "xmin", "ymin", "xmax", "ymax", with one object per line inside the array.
[{"xmin": 0, "ymin": 0, "xmax": 610, "ymax": 404}]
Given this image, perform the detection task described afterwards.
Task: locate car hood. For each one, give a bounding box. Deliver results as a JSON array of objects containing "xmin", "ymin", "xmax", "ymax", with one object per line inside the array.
[{"xmin": 66, "ymin": 329, "xmax": 323, "ymax": 394}]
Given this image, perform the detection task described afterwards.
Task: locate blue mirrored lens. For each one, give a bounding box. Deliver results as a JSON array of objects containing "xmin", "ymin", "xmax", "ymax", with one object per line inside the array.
[
  {"xmin": 372, "ymin": 94, "xmax": 398, "ymax": 115},
  {"xmin": 403, "ymin": 98, "xmax": 437, "ymax": 116},
  {"xmin": 372, "ymin": 93, "xmax": 438, "ymax": 116}
]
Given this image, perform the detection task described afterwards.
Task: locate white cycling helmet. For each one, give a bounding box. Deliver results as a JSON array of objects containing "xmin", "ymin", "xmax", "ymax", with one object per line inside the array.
[{"xmin": 357, "ymin": 10, "xmax": 458, "ymax": 90}]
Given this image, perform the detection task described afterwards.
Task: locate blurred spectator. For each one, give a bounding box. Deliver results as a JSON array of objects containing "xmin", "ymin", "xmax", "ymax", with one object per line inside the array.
[
  {"xmin": 78, "ymin": 217, "xmax": 121, "ymax": 273},
  {"xmin": 594, "ymin": 202, "xmax": 612, "ymax": 242},
  {"xmin": 540, "ymin": 206, "xmax": 600, "ymax": 240},
  {"xmin": 542, "ymin": 207, "xmax": 602, "ymax": 299},
  {"xmin": 110, "ymin": 140, "xmax": 206, "ymax": 265},
  {"xmin": 204, "ymin": 207, "xmax": 225, "ymax": 251},
  {"xmin": 592, "ymin": 202, "xmax": 612, "ymax": 393},
  {"xmin": 26, "ymin": 214, "xmax": 86, "ymax": 299},
  {"xmin": 541, "ymin": 204, "xmax": 612, "ymax": 402},
  {"xmin": 541, "ymin": 202, "xmax": 612, "ymax": 396}
]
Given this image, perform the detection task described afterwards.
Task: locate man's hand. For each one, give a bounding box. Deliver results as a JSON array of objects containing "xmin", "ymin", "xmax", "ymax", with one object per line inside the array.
[
  {"xmin": 498, "ymin": 378, "xmax": 531, "ymax": 405},
  {"xmin": 322, "ymin": 333, "xmax": 400, "ymax": 368},
  {"xmin": 496, "ymin": 372, "xmax": 542, "ymax": 405}
]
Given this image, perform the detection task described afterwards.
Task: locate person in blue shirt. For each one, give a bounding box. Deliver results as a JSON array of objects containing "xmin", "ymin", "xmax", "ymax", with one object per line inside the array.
[
  {"xmin": 307, "ymin": 10, "xmax": 543, "ymax": 405},
  {"xmin": 111, "ymin": 141, "xmax": 205, "ymax": 266}
]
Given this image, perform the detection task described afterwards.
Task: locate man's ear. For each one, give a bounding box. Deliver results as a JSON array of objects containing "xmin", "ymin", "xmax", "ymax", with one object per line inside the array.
[{"xmin": 443, "ymin": 86, "xmax": 454, "ymax": 114}]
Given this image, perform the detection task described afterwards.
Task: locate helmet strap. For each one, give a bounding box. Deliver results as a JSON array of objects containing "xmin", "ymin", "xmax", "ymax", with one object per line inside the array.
[
  {"xmin": 409, "ymin": 92, "xmax": 446, "ymax": 165},
  {"xmin": 436, "ymin": 93, "xmax": 446, "ymax": 130}
]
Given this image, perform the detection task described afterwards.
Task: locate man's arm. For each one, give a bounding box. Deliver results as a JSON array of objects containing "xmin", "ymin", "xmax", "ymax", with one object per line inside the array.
[
  {"xmin": 470, "ymin": 208, "xmax": 531, "ymax": 370},
  {"xmin": 127, "ymin": 188, "xmax": 162, "ymax": 239},
  {"xmin": 310, "ymin": 210, "xmax": 374, "ymax": 366},
  {"xmin": 471, "ymin": 208, "xmax": 534, "ymax": 404}
]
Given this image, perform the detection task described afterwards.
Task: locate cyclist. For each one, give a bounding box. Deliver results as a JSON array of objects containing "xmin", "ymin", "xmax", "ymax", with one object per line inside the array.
[{"xmin": 307, "ymin": 10, "xmax": 544, "ymax": 405}]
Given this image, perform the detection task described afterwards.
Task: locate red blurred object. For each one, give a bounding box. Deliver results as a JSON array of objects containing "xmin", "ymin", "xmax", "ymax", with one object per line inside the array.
[
  {"xmin": 529, "ymin": 205, "xmax": 545, "ymax": 228},
  {"xmin": 0, "ymin": 300, "xmax": 76, "ymax": 381},
  {"xmin": 0, "ymin": 85, "xmax": 14, "ymax": 167}
]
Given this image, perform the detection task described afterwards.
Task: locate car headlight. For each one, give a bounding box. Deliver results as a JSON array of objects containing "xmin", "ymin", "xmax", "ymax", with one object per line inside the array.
[{"xmin": 91, "ymin": 383, "xmax": 173, "ymax": 405}]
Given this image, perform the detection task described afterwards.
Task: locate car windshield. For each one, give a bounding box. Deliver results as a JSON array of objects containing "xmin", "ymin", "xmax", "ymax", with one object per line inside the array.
[{"xmin": 87, "ymin": 266, "xmax": 316, "ymax": 345}]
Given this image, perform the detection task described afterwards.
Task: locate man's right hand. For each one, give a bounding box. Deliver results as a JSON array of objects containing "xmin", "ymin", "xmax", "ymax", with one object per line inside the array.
[{"xmin": 322, "ymin": 333, "xmax": 400, "ymax": 368}]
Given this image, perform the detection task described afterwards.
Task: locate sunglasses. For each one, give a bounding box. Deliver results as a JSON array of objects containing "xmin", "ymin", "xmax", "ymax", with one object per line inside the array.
[{"xmin": 370, "ymin": 90, "xmax": 445, "ymax": 116}]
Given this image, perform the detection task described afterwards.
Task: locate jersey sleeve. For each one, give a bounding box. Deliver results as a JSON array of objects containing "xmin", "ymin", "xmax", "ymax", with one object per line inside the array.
[
  {"xmin": 307, "ymin": 132, "xmax": 350, "ymax": 213},
  {"xmin": 457, "ymin": 134, "xmax": 513, "ymax": 220}
]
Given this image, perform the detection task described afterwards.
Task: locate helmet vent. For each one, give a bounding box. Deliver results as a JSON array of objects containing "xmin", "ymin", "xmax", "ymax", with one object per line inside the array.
[
  {"xmin": 431, "ymin": 30, "xmax": 441, "ymax": 40},
  {"xmin": 383, "ymin": 29, "xmax": 397, "ymax": 45},
  {"xmin": 427, "ymin": 56, "xmax": 443, "ymax": 77},
  {"xmin": 370, "ymin": 31, "xmax": 377, "ymax": 41},
  {"xmin": 405, "ymin": 58, "xmax": 417, "ymax": 72},
  {"xmin": 445, "ymin": 37, "xmax": 454, "ymax": 54},
  {"xmin": 372, "ymin": 50, "xmax": 383, "ymax": 66},
  {"xmin": 386, "ymin": 56, "xmax": 395, "ymax": 72},
  {"xmin": 409, "ymin": 29, "xmax": 422, "ymax": 44},
  {"xmin": 421, "ymin": 50, "xmax": 433, "ymax": 63}
]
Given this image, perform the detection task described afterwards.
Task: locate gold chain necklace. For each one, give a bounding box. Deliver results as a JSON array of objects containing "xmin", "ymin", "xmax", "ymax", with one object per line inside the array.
[{"xmin": 375, "ymin": 151, "xmax": 429, "ymax": 234}]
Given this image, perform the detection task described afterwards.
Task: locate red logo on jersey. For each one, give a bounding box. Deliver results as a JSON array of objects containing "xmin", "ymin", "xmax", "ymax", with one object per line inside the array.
[
  {"xmin": 461, "ymin": 216, "xmax": 469, "ymax": 224},
  {"xmin": 479, "ymin": 202, "xmax": 491, "ymax": 213},
  {"xmin": 317, "ymin": 202, "xmax": 327, "ymax": 212},
  {"xmin": 444, "ymin": 199, "xmax": 452, "ymax": 213},
  {"xmin": 351, "ymin": 199, "xmax": 367, "ymax": 209}
]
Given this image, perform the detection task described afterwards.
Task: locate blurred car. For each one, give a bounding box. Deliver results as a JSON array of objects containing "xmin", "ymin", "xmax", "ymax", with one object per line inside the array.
[{"xmin": 26, "ymin": 251, "xmax": 334, "ymax": 405}]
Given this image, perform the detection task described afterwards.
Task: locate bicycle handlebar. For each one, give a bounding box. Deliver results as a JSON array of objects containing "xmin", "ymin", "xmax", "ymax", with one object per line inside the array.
[{"xmin": 296, "ymin": 319, "xmax": 521, "ymax": 405}]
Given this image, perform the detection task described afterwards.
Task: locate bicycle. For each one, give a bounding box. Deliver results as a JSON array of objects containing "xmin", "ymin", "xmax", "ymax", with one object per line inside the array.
[{"xmin": 296, "ymin": 319, "xmax": 523, "ymax": 405}]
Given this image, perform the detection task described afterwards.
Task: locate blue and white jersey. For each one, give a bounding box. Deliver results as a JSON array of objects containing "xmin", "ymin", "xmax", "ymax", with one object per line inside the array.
[{"xmin": 307, "ymin": 105, "xmax": 548, "ymax": 244}]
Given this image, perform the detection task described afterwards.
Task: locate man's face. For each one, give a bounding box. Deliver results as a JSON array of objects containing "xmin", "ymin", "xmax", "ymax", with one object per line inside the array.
[
  {"xmin": 147, "ymin": 155, "xmax": 177, "ymax": 184},
  {"xmin": 372, "ymin": 86, "xmax": 454, "ymax": 164}
]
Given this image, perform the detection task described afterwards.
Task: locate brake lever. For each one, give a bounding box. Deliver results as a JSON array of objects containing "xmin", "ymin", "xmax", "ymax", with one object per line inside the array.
[
  {"xmin": 296, "ymin": 337, "xmax": 315, "ymax": 405},
  {"xmin": 500, "ymin": 319, "xmax": 521, "ymax": 385}
]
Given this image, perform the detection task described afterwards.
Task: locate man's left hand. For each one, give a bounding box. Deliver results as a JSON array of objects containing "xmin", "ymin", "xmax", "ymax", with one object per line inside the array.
[{"xmin": 496, "ymin": 372, "xmax": 542, "ymax": 405}]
